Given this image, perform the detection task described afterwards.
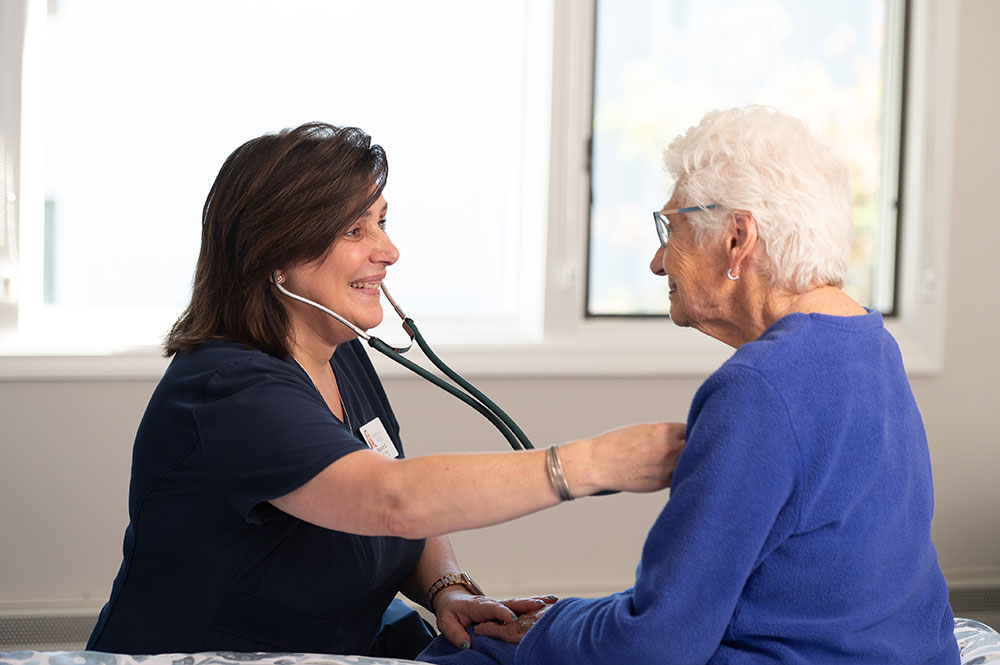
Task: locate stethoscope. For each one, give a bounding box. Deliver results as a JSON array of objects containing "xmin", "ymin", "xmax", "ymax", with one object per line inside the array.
[{"xmin": 272, "ymin": 272, "xmax": 535, "ymax": 452}]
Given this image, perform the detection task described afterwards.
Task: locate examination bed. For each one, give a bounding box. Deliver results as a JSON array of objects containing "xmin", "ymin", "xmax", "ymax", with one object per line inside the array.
[{"xmin": 1, "ymin": 617, "xmax": 997, "ymax": 665}]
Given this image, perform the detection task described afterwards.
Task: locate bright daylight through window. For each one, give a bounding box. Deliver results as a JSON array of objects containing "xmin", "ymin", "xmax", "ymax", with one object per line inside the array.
[
  {"xmin": 587, "ymin": 0, "xmax": 906, "ymax": 317},
  {"xmin": 3, "ymin": 0, "xmax": 547, "ymax": 352}
]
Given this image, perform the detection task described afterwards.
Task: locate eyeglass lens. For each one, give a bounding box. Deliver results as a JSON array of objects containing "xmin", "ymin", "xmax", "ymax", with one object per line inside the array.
[{"xmin": 653, "ymin": 212, "xmax": 670, "ymax": 247}]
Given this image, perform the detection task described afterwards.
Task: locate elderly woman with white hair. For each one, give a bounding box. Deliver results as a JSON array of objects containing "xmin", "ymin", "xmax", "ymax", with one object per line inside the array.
[{"xmin": 419, "ymin": 106, "xmax": 960, "ymax": 664}]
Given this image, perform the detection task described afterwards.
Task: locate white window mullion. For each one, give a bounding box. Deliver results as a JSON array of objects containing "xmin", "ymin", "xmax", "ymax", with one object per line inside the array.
[
  {"xmin": 0, "ymin": 0, "xmax": 28, "ymax": 338},
  {"xmin": 873, "ymin": 0, "xmax": 908, "ymax": 313},
  {"xmin": 543, "ymin": 0, "xmax": 594, "ymax": 341}
]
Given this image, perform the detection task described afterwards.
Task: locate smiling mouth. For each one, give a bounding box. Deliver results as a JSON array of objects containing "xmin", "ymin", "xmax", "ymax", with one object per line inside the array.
[{"xmin": 349, "ymin": 281, "xmax": 381, "ymax": 290}]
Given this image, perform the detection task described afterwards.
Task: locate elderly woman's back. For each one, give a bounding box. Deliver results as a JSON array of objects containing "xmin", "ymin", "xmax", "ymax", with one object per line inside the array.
[
  {"xmin": 504, "ymin": 309, "xmax": 957, "ymax": 664},
  {"xmin": 418, "ymin": 107, "xmax": 959, "ymax": 665}
]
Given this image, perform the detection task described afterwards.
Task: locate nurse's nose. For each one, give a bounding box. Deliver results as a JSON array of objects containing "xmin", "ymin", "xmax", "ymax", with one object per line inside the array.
[{"xmin": 374, "ymin": 229, "xmax": 400, "ymax": 266}]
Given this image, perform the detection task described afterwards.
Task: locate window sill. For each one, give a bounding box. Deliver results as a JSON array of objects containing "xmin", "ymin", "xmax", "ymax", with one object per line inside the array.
[{"xmin": 0, "ymin": 316, "xmax": 943, "ymax": 381}]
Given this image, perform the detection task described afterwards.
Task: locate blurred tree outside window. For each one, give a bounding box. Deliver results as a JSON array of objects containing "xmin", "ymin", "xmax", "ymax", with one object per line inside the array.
[{"xmin": 588, "ymin": 0, "xmax": 905, "ymax": 316}]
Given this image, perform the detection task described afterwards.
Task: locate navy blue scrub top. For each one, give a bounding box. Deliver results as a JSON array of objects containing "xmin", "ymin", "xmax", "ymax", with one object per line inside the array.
[{"xmin": 87, "ymin": 339, "xmax": 425, "ymax": 655}]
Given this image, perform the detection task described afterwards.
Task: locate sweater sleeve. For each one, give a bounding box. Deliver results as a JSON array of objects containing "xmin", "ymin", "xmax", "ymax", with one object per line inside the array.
[{"xmin": 515, "ymin": 365, "xmax": 802, "ymax": 665}]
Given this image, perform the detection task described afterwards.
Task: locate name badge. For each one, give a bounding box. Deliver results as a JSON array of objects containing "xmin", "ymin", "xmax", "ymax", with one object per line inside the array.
[{"xmin": 360, "ymin": 417, "xmax": 399, "ymax": 459}]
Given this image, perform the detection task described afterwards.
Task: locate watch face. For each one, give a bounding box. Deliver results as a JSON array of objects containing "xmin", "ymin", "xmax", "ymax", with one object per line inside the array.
[{"xmin": 462, "ymin": 573, "xmax": 485, "ymax": 596}]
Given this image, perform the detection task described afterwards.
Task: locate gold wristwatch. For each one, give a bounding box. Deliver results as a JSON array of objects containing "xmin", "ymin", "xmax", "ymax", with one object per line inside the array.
[{"xmin": 426, "ymin": 572, "xmax": 484, "ymax": 607}]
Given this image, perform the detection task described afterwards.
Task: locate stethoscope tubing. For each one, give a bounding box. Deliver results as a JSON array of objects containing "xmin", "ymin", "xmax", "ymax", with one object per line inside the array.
[
  {"xmin": 367, "ymin": 334, "xmax": 531, "ymax": 450},
  {"xmin": 272, "ymin": 273, "xmax": 533, "ymax": 450},
  {"xmin": 400, "ymin": 320, "xmax": 533, "ymax": 450}
]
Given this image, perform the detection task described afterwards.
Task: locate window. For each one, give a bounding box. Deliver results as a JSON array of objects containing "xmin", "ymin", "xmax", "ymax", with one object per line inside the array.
[
  {"xmin": 3, "ymin": 0, "xmax": 550, "ymax": 355},
  {"xmin": 588, "ymin": 0, "xmax": 906, "ymax": 316},
  {"xmin": 0, "ymin": 0, "xmax": 958, "ymax": 378}
]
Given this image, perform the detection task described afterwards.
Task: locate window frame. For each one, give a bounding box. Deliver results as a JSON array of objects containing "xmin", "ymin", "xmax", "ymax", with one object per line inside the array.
[
  {"xmin": 583, "ymin": 0, "xmax": 910, "ymax": 319},
  {"xmin": 0, "ymin": 0, "xmax": 957, "ymax": 380}
]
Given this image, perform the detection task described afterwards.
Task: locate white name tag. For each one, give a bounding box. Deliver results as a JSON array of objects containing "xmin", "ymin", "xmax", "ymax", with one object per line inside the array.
[{"xmin": 359, "ymin": 417, "xmax": 399, "ymax": 459}]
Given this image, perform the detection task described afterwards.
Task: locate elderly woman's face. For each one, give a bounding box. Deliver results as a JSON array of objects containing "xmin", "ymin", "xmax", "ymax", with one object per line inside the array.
[{"xmin": 649, "ymin": 199, "xmax": 726, "ymax": 329}]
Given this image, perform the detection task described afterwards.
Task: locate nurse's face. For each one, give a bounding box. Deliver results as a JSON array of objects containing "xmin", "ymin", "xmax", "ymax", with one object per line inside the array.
[{"xmin": 282, "ymin": 194, "xmax": 399, "ymax": 344}]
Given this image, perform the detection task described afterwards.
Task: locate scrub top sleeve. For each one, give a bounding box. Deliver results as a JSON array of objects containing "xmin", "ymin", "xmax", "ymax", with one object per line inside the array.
[{"xmin": 194, "ymin": 355, "xmax": 366, "ymax": 523}]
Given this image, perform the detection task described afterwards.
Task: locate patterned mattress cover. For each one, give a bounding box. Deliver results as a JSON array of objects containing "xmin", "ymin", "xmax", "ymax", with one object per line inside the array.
[
  {"xmin": 0, "ymin": 653, "xmax": 420, "ymax": 665},
  {"xmin": 1, "ymin": 618, "xmax": 997, "ymax": 665}
]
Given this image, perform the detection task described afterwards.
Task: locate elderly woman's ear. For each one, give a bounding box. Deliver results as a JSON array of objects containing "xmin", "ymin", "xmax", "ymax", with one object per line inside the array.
[{"xmin": 724, "ymin": 210, "xmax": 758, "ymax": 280}]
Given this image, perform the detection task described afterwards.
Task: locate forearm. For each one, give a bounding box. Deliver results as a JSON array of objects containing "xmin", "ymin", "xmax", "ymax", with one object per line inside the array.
[
  {"xmin": 400, "ymin": 535, "xmax": 463, "ymax": 611},
  {"xmin": 274, "ymin": 444, "xmax": 586, "ymax": 539},
  {"xmin": 270, "ymin": 421, "xmax": 681, "ymax": 539},
  {"xmin": 380, "ymin": 447, "xmax": 580, "ymax": 539}
]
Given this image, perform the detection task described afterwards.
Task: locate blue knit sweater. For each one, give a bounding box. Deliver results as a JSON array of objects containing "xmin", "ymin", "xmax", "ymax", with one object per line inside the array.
[{"xmin": 421, "ymin": 311, "xmax": 959, "ymax": 664}]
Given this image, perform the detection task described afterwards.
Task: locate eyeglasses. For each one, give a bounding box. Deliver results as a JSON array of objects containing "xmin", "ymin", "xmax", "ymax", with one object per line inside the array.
[{"xmin": 653, "ymin": 204, "xmax": 721, "ymax": 247}]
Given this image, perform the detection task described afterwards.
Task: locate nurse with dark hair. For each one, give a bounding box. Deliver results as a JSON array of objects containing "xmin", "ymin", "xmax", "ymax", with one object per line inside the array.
[{"xmin": 87, "ymin": 122, "xmax": 686, "ymax": 659}]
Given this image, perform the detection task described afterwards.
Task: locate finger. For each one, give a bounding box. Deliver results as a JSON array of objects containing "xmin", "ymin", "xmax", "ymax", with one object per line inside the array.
[
  {"xmin": 500, "ymin": 597, "xmax": 549, "ymax": 614},
  {"xmin": 518, "ymin": 595, "xmax": 558, "ymax": 605},
  {"xmin": 437, "ymin": 615, "xmax": 474, "ymax": 650},
  {"xmin": 458, "ymin": 598, "xmax": 518, "ymax": 624},
  {"xmin": 474, "ymin": 620, "xmax": 525, "ymax": 644}
]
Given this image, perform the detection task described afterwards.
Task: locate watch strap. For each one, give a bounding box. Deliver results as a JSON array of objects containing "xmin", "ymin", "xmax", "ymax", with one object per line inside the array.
[{"xmin": 426, "ymin": 572, "xmax": 484, "ymax": 608}]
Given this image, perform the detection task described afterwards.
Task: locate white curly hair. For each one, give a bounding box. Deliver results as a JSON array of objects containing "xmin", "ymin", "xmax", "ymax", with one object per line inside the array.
[{"xmin": 663, "ymin": 106, "xmax": 853, "ymax": 293}]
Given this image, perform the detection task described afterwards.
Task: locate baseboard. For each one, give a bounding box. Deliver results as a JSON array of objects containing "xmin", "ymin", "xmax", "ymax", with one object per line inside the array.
[
  {"xmin": 949, "ymin": 584, "xmax": 1000, "ymax": 630},
  {"xmin": 0, "ymin": 610, "xmax": 98, "ymax": 651}
]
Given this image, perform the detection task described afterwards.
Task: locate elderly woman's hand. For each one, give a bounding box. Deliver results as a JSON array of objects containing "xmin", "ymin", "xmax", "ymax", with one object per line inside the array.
[
  {"xmin": 472, "ymin": 598, "xmax": 557, "ymax": 643},
  {"xmin": 433, "ymin": 588, "xmax": 558, "ymax": 649}
]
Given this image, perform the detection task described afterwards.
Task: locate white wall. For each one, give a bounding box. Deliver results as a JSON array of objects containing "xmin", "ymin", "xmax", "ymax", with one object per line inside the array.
[{"xmin": 0, "ymin": 0, "xmax": 998, "ymax": 612}]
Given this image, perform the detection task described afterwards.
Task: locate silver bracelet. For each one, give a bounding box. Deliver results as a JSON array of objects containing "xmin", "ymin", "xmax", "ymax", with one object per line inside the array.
[{"xmin": 546, "ymin": 445, "xmax": 574, "ymax": 502}]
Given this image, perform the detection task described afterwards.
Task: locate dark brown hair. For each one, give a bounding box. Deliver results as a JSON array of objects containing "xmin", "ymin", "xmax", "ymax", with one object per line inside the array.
[{"xmin": 164, "ymin": 122, "xmax": 387, "ymax": 357}]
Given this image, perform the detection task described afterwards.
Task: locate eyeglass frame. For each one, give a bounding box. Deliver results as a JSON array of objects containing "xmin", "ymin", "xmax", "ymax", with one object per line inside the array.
[{"xmin": 653, "ymin": 204, "xmax": 722, "ymax": 248}]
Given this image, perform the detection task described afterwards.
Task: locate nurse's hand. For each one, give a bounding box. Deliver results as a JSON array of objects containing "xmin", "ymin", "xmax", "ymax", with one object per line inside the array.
[
  {"xmin": 433, "ymin": 588, "xmax": 557, "ymax": 648},
  {"xmin": 561, "ymin": 421, "xmax": 686, "ymax": 496}
]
